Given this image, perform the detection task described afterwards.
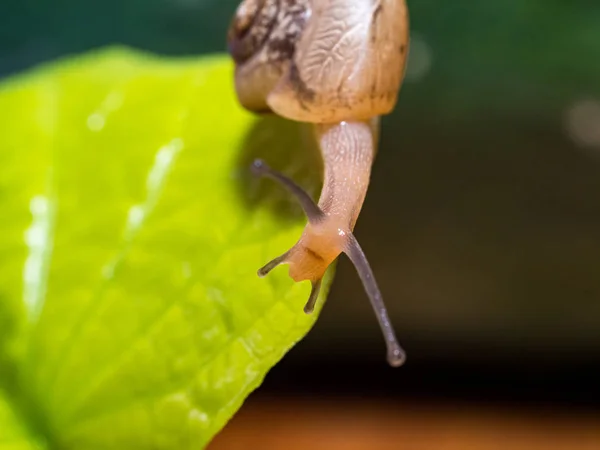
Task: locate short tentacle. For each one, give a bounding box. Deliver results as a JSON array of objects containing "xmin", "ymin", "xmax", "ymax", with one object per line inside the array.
[
  {"xmin": 304, "ymin": 279, "xmax": 322, "ymax": 314},
  {"xmin": 257, "ymin": 250, "xmax": 289, "ymax": 277}
]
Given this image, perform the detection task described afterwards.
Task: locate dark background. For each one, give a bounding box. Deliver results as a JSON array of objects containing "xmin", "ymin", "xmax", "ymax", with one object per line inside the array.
[{"xmin": 3, "ymin": 0, "xmax": 600, "ymax": 417}]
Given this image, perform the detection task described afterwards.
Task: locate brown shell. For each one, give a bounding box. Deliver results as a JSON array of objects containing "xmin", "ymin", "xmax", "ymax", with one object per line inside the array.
[
  {"xmin": 228, "ymin": 0, "xmax": 311, "ymax": 113},
  {"xmin": 228, "ymin": 0, "xmax": 409, "ymax": 123}
]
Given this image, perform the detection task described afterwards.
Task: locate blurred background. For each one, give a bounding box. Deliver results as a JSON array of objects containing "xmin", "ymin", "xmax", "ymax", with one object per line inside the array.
[{"xmin": 2, "ymin": 0, "xmax": 600, "ymax": 448}]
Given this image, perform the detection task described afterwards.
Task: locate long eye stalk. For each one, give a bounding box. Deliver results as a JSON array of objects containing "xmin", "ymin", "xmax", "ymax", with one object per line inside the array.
[
  {"xmin": 344, "ymin": 233, "xmax": 406, "ymax": 367},
  {"xmin": 252, "ymin": 159, "xmax": 324, "ymax": 223}
]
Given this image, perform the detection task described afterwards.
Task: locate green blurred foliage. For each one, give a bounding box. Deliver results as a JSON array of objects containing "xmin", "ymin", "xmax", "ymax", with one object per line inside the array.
[
  {"xmin": 0, "ymin": 47, "xmax": 332, "ymax": 449},
  {"xmin": 1, "ymin": 0, "xmax": 599, "ymax": 118}
]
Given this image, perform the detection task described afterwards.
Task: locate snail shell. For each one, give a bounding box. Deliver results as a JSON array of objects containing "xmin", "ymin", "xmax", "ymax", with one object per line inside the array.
[{"xmin": 228, "ymin": 0, "xmax": 409, "ymax": 123}]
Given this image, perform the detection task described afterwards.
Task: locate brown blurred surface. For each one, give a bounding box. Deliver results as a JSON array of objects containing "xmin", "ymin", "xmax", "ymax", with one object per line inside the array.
[{"xmin": 209, "ymin": 397, "xmax": 600, "ymax": 450}]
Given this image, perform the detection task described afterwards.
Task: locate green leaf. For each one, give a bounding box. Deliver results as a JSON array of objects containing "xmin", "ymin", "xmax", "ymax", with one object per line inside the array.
[
  {"xmin": 0, "ymin": 391, "xmax": 44, "ymax": 450},
  {"xmin": 0, "ymin": 46, "xmax": 333, "ymax": 449}
]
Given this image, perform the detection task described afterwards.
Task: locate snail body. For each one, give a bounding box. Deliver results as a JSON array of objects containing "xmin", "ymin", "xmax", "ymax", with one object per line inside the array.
[{"xmin": 228, "ymin": 0, "xmax": 410, "ymax": 367}]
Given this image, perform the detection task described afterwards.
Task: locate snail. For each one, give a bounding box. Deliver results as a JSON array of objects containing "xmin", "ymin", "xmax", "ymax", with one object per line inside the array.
[{"xmin": 227, "ymin": 0, "xmax": 410, "ymax": 367}]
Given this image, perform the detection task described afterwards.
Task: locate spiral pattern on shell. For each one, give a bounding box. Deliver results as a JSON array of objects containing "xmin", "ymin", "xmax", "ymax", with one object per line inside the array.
[
  {"xmin": 228, "ymin": 0, "xmax": 278, "ymax": 64},
  {"xmin": 227, "ymin": 0, "xmax": 310, "ymax": 67}
]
